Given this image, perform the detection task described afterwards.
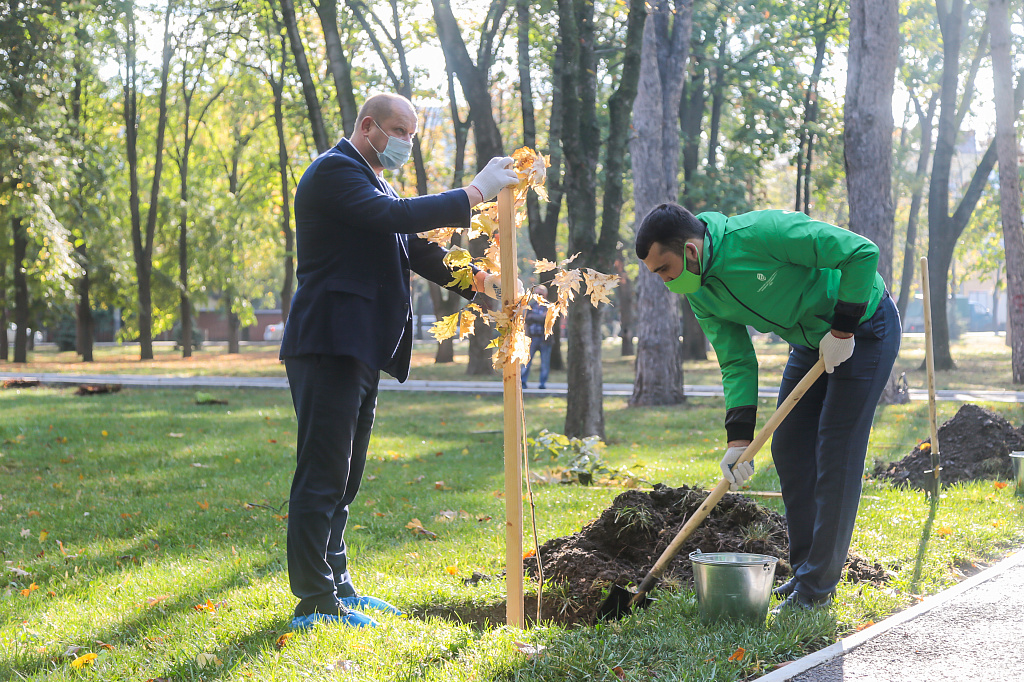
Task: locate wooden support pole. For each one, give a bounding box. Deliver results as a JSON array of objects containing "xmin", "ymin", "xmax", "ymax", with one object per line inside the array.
[
  {"xmin": 920, "ymin": 256, "xmax": 941, "ymax": 491},
  {"xmin": 497, "ymin": 186, "xmax": 525, "ymax": 628}
]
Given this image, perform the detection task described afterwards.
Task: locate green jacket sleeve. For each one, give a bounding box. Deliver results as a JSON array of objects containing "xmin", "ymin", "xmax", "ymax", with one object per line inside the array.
[
  {"xmin": 690, "ymin": 300, "xmax": 758, "ymax": 440},
  {"xmin": 765, "ymin": 211, "xmax": 880, "ymax": 332}
]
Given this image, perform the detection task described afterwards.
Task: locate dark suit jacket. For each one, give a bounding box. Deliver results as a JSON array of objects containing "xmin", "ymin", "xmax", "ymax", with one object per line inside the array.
[{"xmin": 280, "ymin": 138, "xmax": 474, "ymax": 381}]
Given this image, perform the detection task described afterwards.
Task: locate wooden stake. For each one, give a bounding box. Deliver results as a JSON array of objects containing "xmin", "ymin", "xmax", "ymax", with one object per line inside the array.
[
  {"xmin": 497, "ymin": 186, "xmax": 525, "ymax": 628},
  {"xmin": 920, "ymin": 256, "xmax": 941, "ymax": 491}
]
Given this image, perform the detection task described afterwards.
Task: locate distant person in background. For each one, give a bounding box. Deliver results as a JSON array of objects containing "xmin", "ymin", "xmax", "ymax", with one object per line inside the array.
[
  {"xmin": 279, "ymin": 92, "xmax": 519, "ymax": 630},
  {"xmin": 521, "ymin": 285, "xmax": 552, "ymax": 389}
]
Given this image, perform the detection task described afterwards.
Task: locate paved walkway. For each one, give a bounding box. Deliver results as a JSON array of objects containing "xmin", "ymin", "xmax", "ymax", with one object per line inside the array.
[
  {"xmin": 2, "ymin": 371, "xmax": 1023, "ymax": 403},
  {"xmin": 755, "ymin": 548, "xmax": 1024, "ymax": 681}
]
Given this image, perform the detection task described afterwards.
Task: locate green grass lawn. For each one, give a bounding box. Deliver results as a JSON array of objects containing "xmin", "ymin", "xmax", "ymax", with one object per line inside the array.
[
  {"xmin": 1, "ymin": 386, "xmax": 1023, "ymax": 681},
  {"xmin": 2, "ymin": 331, "xmax": 1019, "ymax": 393}
]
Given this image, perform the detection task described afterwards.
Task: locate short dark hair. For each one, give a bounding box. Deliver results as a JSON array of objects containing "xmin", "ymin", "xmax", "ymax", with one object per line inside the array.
[{"xmin": 635, "ymin": 203, "xmax": 705, "ymax": 259}]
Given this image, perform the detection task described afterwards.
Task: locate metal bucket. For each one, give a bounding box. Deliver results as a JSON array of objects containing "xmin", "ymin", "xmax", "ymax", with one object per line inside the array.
[
  {"xmin": 690, "ymin": 551, "xmax": 778, "ymax": 623},
  {"xmin": 1011, "ymin": 452, "xmax": 1024, "ymax": 497}
]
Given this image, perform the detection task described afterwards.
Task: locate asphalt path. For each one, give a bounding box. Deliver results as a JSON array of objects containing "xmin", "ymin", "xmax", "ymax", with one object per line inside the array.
[
  {"xmin": 2, "ymin": 371, "xmax": 1023, "ymax": 403},
  {"xmin": 755, "ymin": 548, "xmax": 1024, "ymax": 681}
]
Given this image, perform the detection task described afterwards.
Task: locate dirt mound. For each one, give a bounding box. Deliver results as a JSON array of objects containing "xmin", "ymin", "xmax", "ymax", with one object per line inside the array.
[
  {"xmin": 523, "ymin": 484, "xmax": 889, "ymax": 624},
  {"xmin": 874, "ymin": 404, "xmax": 1024, "ymax": 489}
]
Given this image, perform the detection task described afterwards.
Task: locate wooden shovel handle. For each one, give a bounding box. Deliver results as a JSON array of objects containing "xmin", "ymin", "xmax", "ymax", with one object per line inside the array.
[{"xmin": 630, "ymin": 358, "xmax": 826, "ymax": 604}]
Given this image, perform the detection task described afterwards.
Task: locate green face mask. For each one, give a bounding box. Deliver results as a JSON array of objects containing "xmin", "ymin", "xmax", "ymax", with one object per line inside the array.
[{"xmin": 664, "ymin": 236, "xmax": 706, "ymax": 295}]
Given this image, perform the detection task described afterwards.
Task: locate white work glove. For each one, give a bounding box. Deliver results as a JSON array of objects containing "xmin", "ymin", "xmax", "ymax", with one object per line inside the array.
[
  {"xmin": 819, "ymin": 332, "xmax": 855, "ymax": 374},
  {"xmin": 720, "ymin": 446, "xmax": 754, "ymax": 491},
  {"xmin": 482, "ymin": 274, "xmax": 525, "ymax": 301},
  {"xmin": 469, "ymin": 156, "xmax": 518, "ymax": 202}
]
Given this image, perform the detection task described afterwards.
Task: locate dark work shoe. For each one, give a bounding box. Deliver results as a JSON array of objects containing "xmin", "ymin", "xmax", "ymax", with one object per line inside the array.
[
  {"xmin": 772, "ymin": 578, "xmax": 797, "ymax": 598},
  {"xmin": 770, "ymin": 591, "xmax": 832, "ymax": 616}
]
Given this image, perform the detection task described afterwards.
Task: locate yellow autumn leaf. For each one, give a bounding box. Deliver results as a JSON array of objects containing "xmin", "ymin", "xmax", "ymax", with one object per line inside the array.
[
  {"xmin": 430, "ymin": 312, "xmax": 460, "ymax": 342},
  {"xmin": 39, "ymin": 530, "xmax": 48, "ymax": 542},
  {"xmin": 70, "ymin": 653, "xmax": 98, "ymax": 669},
  {"xmin": 728, "ymin": 647, "xmax": 746, "ymax": 662},
  {"xmin": 275, "ymin": 633, "xmax": 294, "ymax": 649},
  {"xmin": 442, "ymin": 246, "xmax": 473, "ymax": 270},
  {"xmin": 445, "ymin": 565, "xmax": 459, "ymax": 575}
]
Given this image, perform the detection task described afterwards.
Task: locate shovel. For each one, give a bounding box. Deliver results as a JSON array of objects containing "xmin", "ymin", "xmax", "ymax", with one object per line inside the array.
[{"xmin": 596, "ymin": 358, "xmax": 825, "ymax": 621}]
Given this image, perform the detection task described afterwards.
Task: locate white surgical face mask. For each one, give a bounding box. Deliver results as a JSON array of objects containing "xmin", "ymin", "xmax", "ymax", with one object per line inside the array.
[{"xmin": 367, "ymin": 119, "xmax": 413, "ymax": 171}]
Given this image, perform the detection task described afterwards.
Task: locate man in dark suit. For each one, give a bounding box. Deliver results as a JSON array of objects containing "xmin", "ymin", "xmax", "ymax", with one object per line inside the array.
[{"xmin": 280, "ymin": 93, "xmax": 518, "ymax": 630}]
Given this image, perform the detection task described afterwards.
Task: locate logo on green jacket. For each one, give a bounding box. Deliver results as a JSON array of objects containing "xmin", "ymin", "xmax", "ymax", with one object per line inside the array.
[{"xmin": 757, "ymin": 271, "xmax": 777, "ymax": 292}]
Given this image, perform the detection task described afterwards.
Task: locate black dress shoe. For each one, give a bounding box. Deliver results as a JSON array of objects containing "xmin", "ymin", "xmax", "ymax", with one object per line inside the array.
[{"xmin": 772, "ymin": 578, "xmax": 797, "ymax": 598}]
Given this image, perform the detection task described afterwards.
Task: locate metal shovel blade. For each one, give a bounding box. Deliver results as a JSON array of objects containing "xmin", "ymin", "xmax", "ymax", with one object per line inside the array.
[{"xmin": 596, "ymin": 583, "xmax": 655, "ymax": 621}]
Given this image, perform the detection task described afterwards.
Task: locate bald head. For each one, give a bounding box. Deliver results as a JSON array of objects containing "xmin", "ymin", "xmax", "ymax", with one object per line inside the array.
[
  {"xmin": 353, "ymin": 93, "xmax": 418, "ymax": 173},
  {"xmin": 357, "ymin": 93, "xmax": 415, "ymax": 126}
]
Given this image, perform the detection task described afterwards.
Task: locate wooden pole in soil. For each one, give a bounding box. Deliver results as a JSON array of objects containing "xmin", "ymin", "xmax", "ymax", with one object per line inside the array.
[
  {"xmin": 497, "ymin": 186, "xmax": 525, "ymax": 628},
  {"xmin": 920, "ymin": 256, "xmax": 941, "ymax": 494}
]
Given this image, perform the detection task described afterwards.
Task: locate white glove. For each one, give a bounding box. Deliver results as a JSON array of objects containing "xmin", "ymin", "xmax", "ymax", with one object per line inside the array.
[
  {"xmin": 720, "ymin": 446, "xmax": 754, "ymax": 491},
  {"xmin": 482, "ymin": 274, "xmax": 525, "ymax": 301},
  {"xmin": 469, "ymin": 156, "xmax": 518, "ymax": 201},
  {"xmin": 819, "ymin": 332, "xmax": 855, "ymax": 373}
]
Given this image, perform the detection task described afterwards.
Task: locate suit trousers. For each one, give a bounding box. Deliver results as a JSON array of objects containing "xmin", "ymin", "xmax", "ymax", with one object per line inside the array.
[
  {"xmin": 770, "ymin": 294, "xmax": 901, "ymax": 601},
  {"xmin": 284, "ymin": 354, "xmax": 379, "ymax": 617}
]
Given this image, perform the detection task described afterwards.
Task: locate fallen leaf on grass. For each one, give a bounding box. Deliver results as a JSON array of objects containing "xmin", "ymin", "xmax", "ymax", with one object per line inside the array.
[
  {"xmin": 95, "ymin": 641, "xmax": 113, "ymax": 650},
  {"xmin": 935, "ymin": 526, "xmax": 953, "ymax": 537},
  {"xmin": 146, "ymin": 595, "xmax": 170, "ymax": 606},
  {"xmin": 445, "ymin": 565, "xmax": 459, "ymax": 575},
  {"xmin": 405, "ymin": 518, "xmax": 438, "ymax": 540},
  {"xmin": 70, "ymin": 653, "xmax": 97, "ymax": 669},
  {"xmin": 275, "ymin": 633, "xmax": 293, "ymax": 649},
  {"xmin": 198, "ymin": 501, "xmax": 209, "ymax": 510},
  {"xmin": 326, "ymin": 659, "xmax": 358, "ymax": 672},
  {"xmin": 20, "ymin": 529, "xmax": 31, "ymax": 538},
  {"xmin": 434, "ymin": 481, "xmax": 451, "ymax": 491},
  {"xmin": 168, "ymin": 433, "xmax": 183, "ymax": 438},
  {"xmin": 7, "ymin": 565, "xmax": 29, "ymax": 577},
  {"xmin": 20, "ymin": 582, "xmax": 39, "ymax": 596},
  {"xmin": 994, "ymin": 482, "xmax": 1008, "ymax": 490},
  {"xmin": 195, "ymin": 653, "xmax": 220, "ymax": 667},
  {"xmin": 856, "ymin": 621, "xmax": 875, "ymax": 631},
  {"xmin": 513, "ymin": 641, "xmax": 546, "ymax": 659},
  {"xmin": 63, "ymin": 645, "xmax": 83, "ymax": 658},
  {"xmin": 728, "ymin": 647, "xmax": 745, "ymax": 662},
  {"xmin": 612, "ymin": 666, "xmax": 626, "ymax": 680},
  {"xmin": 477, "ymin": 515, "xmax": 493, "ymax": 522},
  {"xmin": 194, "ymin": 599, "xmax": 220, "ymax": 613}
]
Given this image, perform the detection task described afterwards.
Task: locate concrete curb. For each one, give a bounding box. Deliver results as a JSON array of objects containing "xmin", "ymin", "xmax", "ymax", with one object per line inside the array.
[{"xmin": 753, "ymin": 547, "xmax": 1024, "ymax": 681}]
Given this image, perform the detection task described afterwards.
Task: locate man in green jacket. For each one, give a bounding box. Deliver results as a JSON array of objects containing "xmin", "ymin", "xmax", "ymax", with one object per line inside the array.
[{"xmin": 636, "ymin": 203, "xmax": 901, "ymax": 610}]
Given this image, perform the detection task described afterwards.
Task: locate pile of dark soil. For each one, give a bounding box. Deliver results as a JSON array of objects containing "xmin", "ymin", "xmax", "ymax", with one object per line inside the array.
[
  {"xmin": 522, "ymin": 484, "xmax": 889, "ymax": 624},
  {"xmin": 874, "ymin": 404, "xmax": 1024, "ymax": 489}
]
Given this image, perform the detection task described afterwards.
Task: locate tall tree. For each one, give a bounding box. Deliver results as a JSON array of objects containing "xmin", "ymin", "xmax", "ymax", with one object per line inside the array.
[
  {"xmin": 120, "ymin": 0, "xmax": 175, "ymax": 360},
  {"xmin": 311, "ymin": 0, "xmax": 358, "ymax": 136},
  {"xmin": 276, "ymin": 0, "xmax": 330, "ymax": 153},
  {"xmin": 517, "ymin": 0, "xmax": 566, "ymax": 368},
  {"xmin": 431, "ymin": 0, "xmax": 510, "ymax": 375},
  {"xmin": 171, "ymin": 16, "xmax": 226, "ymax": 357},
  {"xmin": 988, "ymin": 0, "xmax": 1024, "ymax": 383},
  {"xmin": 844, "ymin": 0, "xmax": 898, "ymax": 286},
  {"xmin": 629, "ymin": 0, "xmax": 692, "ymax": 407},
  {"xmin": 926, "ymin": 0, "xmax": 1022, "ymax": 369},
  {"xmin": 559, "ymin": 0, "xmax": 646, "ymax": 438}
]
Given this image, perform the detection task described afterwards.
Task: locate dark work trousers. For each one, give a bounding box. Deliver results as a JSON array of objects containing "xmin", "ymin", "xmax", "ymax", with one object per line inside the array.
[
  {"xmin": 284, "ymin": 354, "xmax": 379, "ymax": 617},
  {"xmin": 521, "ymin": 336, "xmax": 552, "ymax": 388},
  {"xmin": 771, "ymin": 294, "xmax": 901, "ymax": 602}
]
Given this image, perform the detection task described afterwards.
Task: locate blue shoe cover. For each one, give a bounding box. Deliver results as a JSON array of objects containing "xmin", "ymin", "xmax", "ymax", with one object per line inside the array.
[
  {"xmin": 340, "ymin": 595, "xmax": 403, "ymax": 616},
  {"xmin": 290, "ymin": 610, "xmax": 379, "ymax": 630}
]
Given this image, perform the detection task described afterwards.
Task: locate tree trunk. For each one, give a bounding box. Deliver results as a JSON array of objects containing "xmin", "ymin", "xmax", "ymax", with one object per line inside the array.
[
  {"xmin": 0, "ymin": 259, "xmax": 7, "ymax": 361},
  {"xmin": 226, "ymin": 293, "xmax": 241, "ymax": 354},
  {"xmin": 895, "ymin": 93, "xmax": 938, "ymax": 320},
  {"xmin": 273, "ymin": 76, "xmax": 294, "ymax": 322},
  {"xmin": 795, "ymin": 17, "xmax": 832, "ymax": 216},
  {"xmin": 844, "ymin": 0, "xmax": 898, "ymax": 287},
  {"xmin": 618, "ymin": 264, "xmax": 634, "ymax": 356},
  {"xmin": 12, "ymin": 217, "xmax": 29, "ymax": 363},
  {"xmin": 179, "ymin": 108, "xmax": 194, "ymax": 358},
  {"xmin": 928, "ymin": 0, "xmax": 1022, "ymax": 369},
  {"xmin": 681, "ymin": 296, "xmax": 707, "ymax": 360},
  {"xmin": 431, "ymin": 0, "xmax": 508, "ymax": 375},
  {"xmin": 560, "ymin": 0, "xmax": 645, "ymax": 437},
  {"xmin": 705, "ymin": 28, "xmax": 726, "ymax": 174},
  {"xmin": 71, "ymin": 29, "xmax": 94, "ymax": 362},
  {"xmin": 428, "ymin": 282, "xmax": 459, "ymax": 362},
  {"xmin": 989, "ymin": 0, "xmax": 1024, "ymax": 383},
  {"xmin": 680, "ymin": 58, "xmax": 706, "ymax": 197},
  {"xmin": 313, "ymin": 0, "xmax": 358, "ymax": 137},
  {"xmin": 629, "ymin": 0, "xmax": 691, "ymax": 406},
  {"xmin": 278, "ymin": 0, "xmax": 329, "ymax": 153}
]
